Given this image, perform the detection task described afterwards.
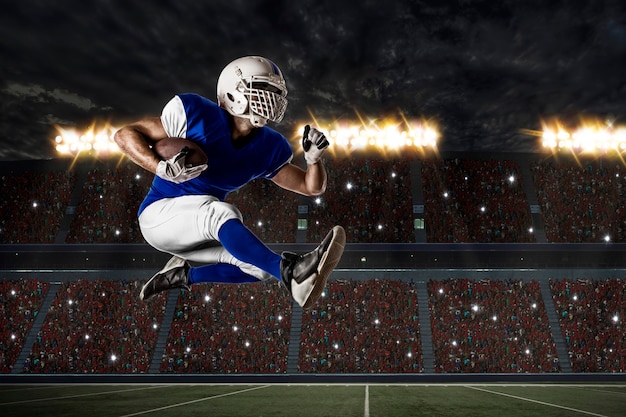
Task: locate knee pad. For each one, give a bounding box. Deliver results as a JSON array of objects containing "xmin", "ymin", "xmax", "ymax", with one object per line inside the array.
[{"xmin": 203, "ymin": 201, "xmax": 243, "ymax": 238}]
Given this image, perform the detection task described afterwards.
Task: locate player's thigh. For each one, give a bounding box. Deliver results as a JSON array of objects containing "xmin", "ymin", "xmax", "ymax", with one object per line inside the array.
[{"xmin": 138, "ymin": 195, "xmax": 242, "ymax": 252}]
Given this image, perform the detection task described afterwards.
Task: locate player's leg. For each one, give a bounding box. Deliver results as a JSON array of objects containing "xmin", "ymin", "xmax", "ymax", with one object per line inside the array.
[{"xmin": 139, "ymin": 195, "xmax": 346, "ymax": 307}]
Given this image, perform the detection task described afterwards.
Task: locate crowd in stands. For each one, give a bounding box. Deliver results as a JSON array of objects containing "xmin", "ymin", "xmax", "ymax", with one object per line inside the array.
[
  {"xmin": 550, "ymin": 278, "xmax": 625, "ymax": 372},
  {"xmin": 0, "ymin": 279, "xmax": 49, "ymax": 373},
  {"xmin": 532, "ymin": 160, "xmax": 626, "ymax": 242},
  {"xmin": 307, "ymin": 158, "xmax": 415, "ymax": 243},
  {"xmin": 0, "ymin": 171, "xmax": 75, "ymax": 243},
  {"xmin": 3, "ymin": 157, "xmax": 626, "ymax": 244},
  {"xmin": 66, "ymin": 165, "xmax": 152, "ymax": 243},
  {"xmin": 1, "ymin": 276, "xmax": 623, "ymax": 374},
  {"xmin": 428, "ymin": 278, "xmax": 559, "ymax": 373},
  {"xmin": 161, "ymin": 280, "xmax": 292, "ymax": 373},
  {"xmin": 299, "ymin": 279, "xmax": 422, "ymax": 373},
  {"xmin": 421, "ymin": 159, "xmax": 535, "ymax": 243},
  {"xmin": 24, "ymin": 278, "xmax": 166, "ymax": 373},
  {"xmin": 226, "ymin": 178, "xmax": 300, "ymax": 243}
]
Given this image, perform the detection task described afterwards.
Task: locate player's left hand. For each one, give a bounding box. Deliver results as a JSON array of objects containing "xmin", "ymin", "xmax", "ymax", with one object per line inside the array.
[{"xmin": 302, "ymin": 125, "xmax": 329, "ymax": 165}]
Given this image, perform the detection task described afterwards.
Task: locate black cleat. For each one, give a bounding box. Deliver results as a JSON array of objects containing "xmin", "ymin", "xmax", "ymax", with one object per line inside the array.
[
  {"xmin": 140, "ymin": 256, "xmax": 191, "ymax": 301},
  {"xmin": 281, "ymin": 225, "xmax": 346, "ymax": 309}
]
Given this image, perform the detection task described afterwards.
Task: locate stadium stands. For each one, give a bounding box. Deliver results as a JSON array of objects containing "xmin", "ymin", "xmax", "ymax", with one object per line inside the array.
[
  {"xmin": 0, "ymin": 279, "xmax": 49, "ymax": 373},
  {"xmin": 1, "ymin": 155, "xmax": 624, "ymax": 376},
  {"xmin": 306, "ymin": 158, "xmax": 415, "ymax": 243},
  {"xmin": 550, "ymin": 277, "xmax": 625, "ymax": 372},
  {"xmin": 23, "ymin": 279, "xmax": 166, "ymax": 373},
  {"xmin": 160, "ymin": 281, "xmax": 292, "ymax": 373},
  {"xmin": 422, "ymin": 159, "xmax": 535, "ymax": 243},
  {"xmin": 299, "ymin": 279, "xmax": 423, "ymax": 373},
  {"xmin": 0, "ymin": 171, "xmax": 75, "ymax": 243},
  {"xmin": 428, "ymin": 278, "xmax": 559, "ymax": 373},
  {"xmin": 66, "ymin": 165, "xmax": 152, "ymax": 243},
  {"xmin": 226, "ymin": 178, "xmax": 300, "ymax": 243},
  {"xmin": 532, "ymin": 160, "xmax": 626, "ymax": 242}
]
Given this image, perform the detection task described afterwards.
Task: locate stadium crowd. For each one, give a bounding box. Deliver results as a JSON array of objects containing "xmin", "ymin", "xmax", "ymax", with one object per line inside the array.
[
  {"xmin": 550, "ymin": 278, "xmax": 625, "ymax": 372},
  {"xmin": 66, "ymin": 165, "xmax": 152, "ymax": 243},
  {"xmin": 299, "ymin": 279, "xmax": 423, "ymax": 373},
  {"xmin": 226, "ymin": 178, "xmax": 300, "ymax": 243},
  {"xmin": 23, "ymin": 279, "xmax": 165, "ymax": 373},
  {"xmin": 0, "ymin": 279, "xmax": 49, "ymax": 373},
  {"xmin": 3, "ymin": 157, "xmax": 626, "ymax": 244},
  {"xmin": 306, "ymin": 158, "xmax": 415, "ymax": 243},
  {"xmin": 422, "ymin": 159, "xmax": 535, "ymax": 243},
  {"xmin": 1, "ymin": 156, "xmax": 624, "ymax": 375},
  {"xmin": 160, "ymin": 281, "xmax": 292, "ymax": 373},
  {"xmin": 532, "ymin": 161, "xmax": 626, "ymax": 242},
  {"xmin": 428, "ymin": 278, "xmax": 559, "ymax": 373},
  {"xmin": 0, "ymin": 171, "xmax": 75, "ymax": 243}
]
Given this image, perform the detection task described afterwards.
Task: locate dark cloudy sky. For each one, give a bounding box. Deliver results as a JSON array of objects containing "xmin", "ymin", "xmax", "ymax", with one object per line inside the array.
[{"xmin": 1, "ymin": 0, "xmax": 625, "ymax": 160}]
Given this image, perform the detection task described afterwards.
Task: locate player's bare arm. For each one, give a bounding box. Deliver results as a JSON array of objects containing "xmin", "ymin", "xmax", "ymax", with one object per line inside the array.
[
  {"xmin": 272, "ymin": 161, "xmax": 327, "ymax": 196},
  {"xmin": 114, "ymin": 117, "xmax": 168, "ymax": 174},
  {"xmin": 272, "ymin": 125, "xmax": 329, "ymax": 196}
]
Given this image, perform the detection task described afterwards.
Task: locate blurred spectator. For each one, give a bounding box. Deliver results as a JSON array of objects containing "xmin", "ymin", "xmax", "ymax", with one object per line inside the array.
[
  {"xmin": 532, "ymin": 161, "xmax": 626, "ymax": 242},
  {"xmin": 307, "ymin": 157, "xmax": 415, "ymax": 243},
  {"xmin": 422, "ymin": 159, "xmax": 535, "ymax": 243},
  {"xmin": 299, "ymin": 279, "xmax": 423, "ymax": 373},
  {"xmin": 160, "ymin": 281, "xmax": 292, "ymax": 373},
  {"xmin": 226, "ymin": 178, "xmax": 299, "ymax": 243},
  {"xmin": 0, "ymin": 279, "xmax": 49, "ymax": 373},
  {"xmin": 0, "ymin": 171, "xmax": 75, "ymax": 243},
  {"xmin": 428, "ymin": 278, "xmax": 558, "ymax": 373},
  {"xmin": 66, "ymin": 164, "xmax": 152, "ymax": 243},
  {"xmin": 24, "ymin": 278, "xmax": 166, "ymax": 373},
  {"xmin": 550, "ymin": 277, "xmax": 624, "ymax": 372}
]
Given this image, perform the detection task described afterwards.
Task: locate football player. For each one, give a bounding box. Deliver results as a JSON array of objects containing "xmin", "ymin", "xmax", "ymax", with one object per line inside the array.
[{"xmin": 114, "ymin": 56, "xmax": 345, "ymax": 309}]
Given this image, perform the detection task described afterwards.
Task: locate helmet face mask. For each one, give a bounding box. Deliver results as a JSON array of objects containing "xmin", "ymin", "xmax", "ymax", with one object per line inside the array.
[{"xmin": 217, "ymin": 56, "xmax": 288, "ymax": 126}]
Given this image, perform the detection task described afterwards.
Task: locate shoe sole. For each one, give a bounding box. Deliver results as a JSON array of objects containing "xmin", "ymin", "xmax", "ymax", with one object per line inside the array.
[
  {"xmin": 302, "ymin": 225, "xmax": 346, "ymax": 309},
  {"xmin": 140, "ymin": 255, "xmax": 186, "ymax": 301}
]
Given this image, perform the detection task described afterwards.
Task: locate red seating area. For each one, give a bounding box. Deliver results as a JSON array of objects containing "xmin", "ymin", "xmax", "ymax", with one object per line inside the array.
[
  {"xmin": 226, "ymin": 178, "xmax": 300, "ymax": 243},
  {"xmin": 66, "ymin": 165, "xmax": 152, "ymax": 243},
  {"xmin": 0, "ymin": 279, "xmax": 49, "ymax": 373},
  {"xmin": 24, "ymin": 279, "xmax": 166, "ymax": 373},
  {"xmin": 0, "ymin": 171, "xmax": 75, "ymax": 243},
  {"xmin": 299, "ymin": 279, "xmax": 422, "ymax": 373},
  {"xmin": 428, "ymin": 278, "xmax": 558, "ymax": 373},
  {"xmin": 306, "ymin": 158, "xmax": 415, "ymax": 243},
  {"xmin": 160, "ymin": 281, "xmax": 292, "ymax": 373},
  {"xmin": 532, "ymin": 161, "xmax": 626, "ymax": 242},
  {"xmin": 3, "ymin": 157, "xmax": 626, "ymax": 244},
  {"xmin": 550, "ymin": 278, "xmax": 625, "ymax": 372},
  {"xmin": 422, "ymin": 159, "xmax": 535, "ymax": 242}
]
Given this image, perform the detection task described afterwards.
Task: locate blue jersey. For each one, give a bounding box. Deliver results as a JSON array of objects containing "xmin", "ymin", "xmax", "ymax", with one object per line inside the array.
[{"xmin": 138, "ymin": 93, "xmax": 293, "ymax": 215}]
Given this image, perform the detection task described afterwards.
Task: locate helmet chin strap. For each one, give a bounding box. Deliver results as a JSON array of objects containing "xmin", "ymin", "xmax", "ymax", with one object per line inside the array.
[{"xmin": 248, "ymin": 110, "xmax": 268, "ymax": 127}]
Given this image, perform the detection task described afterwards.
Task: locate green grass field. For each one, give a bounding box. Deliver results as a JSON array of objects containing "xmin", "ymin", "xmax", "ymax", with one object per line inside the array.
[{"xmin": 1, "ymin": 383, "xmax": 625, "ymax": 417}]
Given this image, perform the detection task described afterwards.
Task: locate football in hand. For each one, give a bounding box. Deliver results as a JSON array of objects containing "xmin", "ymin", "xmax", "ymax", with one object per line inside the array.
[{"xmin": 153, "ymin": 137, "xmax": 208, "ymax": 167}]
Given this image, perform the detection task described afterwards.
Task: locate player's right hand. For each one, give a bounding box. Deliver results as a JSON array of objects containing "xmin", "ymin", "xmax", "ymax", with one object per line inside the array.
[{"xmin": 156, "ymin": 147, "xmax": 207, "ymax": 183}]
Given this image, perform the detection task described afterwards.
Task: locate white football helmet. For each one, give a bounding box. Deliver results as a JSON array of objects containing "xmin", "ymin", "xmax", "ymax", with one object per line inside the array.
[{"xmin": 217, "ymin": 56, "xmax": 288, "ymax": 127}]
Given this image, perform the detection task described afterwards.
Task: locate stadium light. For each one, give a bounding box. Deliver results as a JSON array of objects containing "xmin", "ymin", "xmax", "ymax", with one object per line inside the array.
[
  {"xmin": 296, "ymin": 113, "xmax": 440, "ymax": 156},
  {"xmin": 538, "ymin": 118, "xmax": 626, "ymax": 155},
  {"xmin": 54, "ymin": 122, "xmax": 121, "ymax": 157}
]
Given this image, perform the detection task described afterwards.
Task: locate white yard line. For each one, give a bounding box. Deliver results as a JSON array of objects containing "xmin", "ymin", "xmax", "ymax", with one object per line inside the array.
[
  {"xmin": 464, "ymin": 385, "xmax": 610, "ymax": 417},
  {"xmin": 364, "ymin": 384, "xmax": 370, "ymax": 417},
  {"xmin": 117, "ymin": 385, "xmax": 271, "ymax": 417}
]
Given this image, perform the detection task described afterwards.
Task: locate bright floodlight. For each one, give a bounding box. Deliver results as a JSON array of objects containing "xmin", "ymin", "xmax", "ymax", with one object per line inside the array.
[
  {"xmin": 54, "ymin": 123, "xmax": 121, "ymax": 157},
  {"xmin": 298, "ymin": 113, "xmax": 439, "ymax": 155},
  {"xmin": 540, "ymin": 118, "xmax": 626, "ymax": 155}
]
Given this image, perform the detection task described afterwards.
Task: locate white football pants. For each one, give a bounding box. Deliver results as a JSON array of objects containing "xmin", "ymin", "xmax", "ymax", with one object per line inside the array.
[{"xmin": 138, "ymin": 195, "xmax": 273, "ymax": 281}]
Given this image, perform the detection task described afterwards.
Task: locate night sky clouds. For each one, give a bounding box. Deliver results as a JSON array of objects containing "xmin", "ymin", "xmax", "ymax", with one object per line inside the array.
[{"xmin": 1, "ymin": 0, "xmax": 625, "ymax": 159}]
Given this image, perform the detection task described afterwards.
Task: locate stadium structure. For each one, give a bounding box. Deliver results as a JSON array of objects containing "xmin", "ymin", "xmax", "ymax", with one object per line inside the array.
[{"xmin": 0, "ymin": 150, "xmax": 624, "ymax": 385}]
